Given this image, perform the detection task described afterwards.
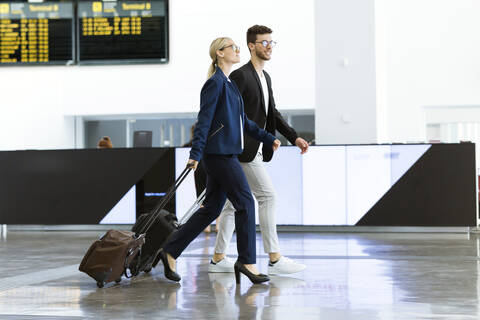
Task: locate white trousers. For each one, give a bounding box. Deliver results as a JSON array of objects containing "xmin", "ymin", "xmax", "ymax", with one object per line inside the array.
[{"xmin": 214, "ymin": 152, "xmax": 280, "ymax": 254}]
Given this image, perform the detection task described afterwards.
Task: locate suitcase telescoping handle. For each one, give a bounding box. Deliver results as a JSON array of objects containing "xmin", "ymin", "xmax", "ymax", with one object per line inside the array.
[
  {"xmin": 137, "ymin": 164, "xmax": 194, "ymax": 235},
  {"xmin": 178, "ymin": 188, "xmax": 206, "ymax": 225}
]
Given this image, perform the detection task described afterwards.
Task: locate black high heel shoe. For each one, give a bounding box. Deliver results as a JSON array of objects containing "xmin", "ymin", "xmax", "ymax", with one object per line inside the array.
[
  {"xmin": 234, "ymin": 261, "xmax": 269, "ymax": 284},
  {"xmin": 158, "ymin": 249, "xmax": 181, "ymax": 282}
]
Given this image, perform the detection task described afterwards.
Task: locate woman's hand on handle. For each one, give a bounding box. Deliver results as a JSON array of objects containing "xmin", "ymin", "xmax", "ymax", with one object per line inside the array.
[
  {"xmin": 187, "ymin": 159, "xmax": 198, "ymax": 170},
  {"xmin": 272, "ymin": 139, "xmax": 281, "ymax": 151}
]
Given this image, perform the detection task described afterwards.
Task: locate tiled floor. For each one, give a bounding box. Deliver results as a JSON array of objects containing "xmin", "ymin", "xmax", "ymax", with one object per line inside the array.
[{"xmin": 0, "ymin": 230, "xmax": 479, "ymax": 319}]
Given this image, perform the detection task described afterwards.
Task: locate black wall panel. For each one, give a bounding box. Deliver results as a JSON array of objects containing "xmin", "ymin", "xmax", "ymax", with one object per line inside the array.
[
  {"xmin": 0, "ymin": 148, "xmax": 174, "ymax": 224},
  {"xmin": 356, "ymin": 144, "xmax": 476, "ymax": 226}
]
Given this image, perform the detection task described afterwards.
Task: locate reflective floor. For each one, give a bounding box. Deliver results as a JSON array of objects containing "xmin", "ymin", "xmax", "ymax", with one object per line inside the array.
[{"xmin": 1, "ymin": 230, "xmax": 480, "ymax": 319}]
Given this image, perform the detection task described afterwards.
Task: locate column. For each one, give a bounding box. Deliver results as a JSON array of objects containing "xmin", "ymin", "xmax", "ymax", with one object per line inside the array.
[{"xmin": 314, "ymin": 0, "xmax": 381, "ymax": 144}]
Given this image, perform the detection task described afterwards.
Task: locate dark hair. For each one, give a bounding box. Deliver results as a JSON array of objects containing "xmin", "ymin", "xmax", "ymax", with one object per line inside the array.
[{"xmin": 246, "ymin": 25, "xmax": 273, "ymax": 49}]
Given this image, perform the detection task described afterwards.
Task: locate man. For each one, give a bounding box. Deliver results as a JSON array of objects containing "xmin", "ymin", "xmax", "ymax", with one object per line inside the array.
[{"xmin": 208, "ymin": 25, "xmax": 309, "ymax": 275}]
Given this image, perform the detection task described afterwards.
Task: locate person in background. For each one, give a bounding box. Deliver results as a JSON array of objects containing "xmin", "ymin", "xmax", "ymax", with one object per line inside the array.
[
  {"xmin": 158, "ymin": 36, "xmax": 281, "ymax": 284},
  {"xmin": 208, "ymin": 25, "xmax": 308, "ymax": 275},
  {"xmin": 97, "ymin": 136, "xmax": 113, "ymax": 148}
]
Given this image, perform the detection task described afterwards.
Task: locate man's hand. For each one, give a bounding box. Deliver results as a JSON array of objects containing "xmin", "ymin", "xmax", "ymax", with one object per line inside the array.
[
  {"xmin": 295, "ymin": 137, "xmax": 309, "ymax": 154},
  {"xmin": 187, "ymin": 159, "xmax": 198, "ymax": 170},
  {"xmin": 272, "ymin": 139, "xmax": 281, "ymax": 151}
]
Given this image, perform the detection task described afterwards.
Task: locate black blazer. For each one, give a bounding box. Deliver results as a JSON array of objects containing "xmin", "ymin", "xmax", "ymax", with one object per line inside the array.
[{"xmin": 231, "ymin": 61, "xmax": 298, "ymax": 162}]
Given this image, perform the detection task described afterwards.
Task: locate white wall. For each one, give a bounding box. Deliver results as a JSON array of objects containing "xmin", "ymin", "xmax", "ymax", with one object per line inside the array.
[
  {"xmin": 314, "ymin": 0, "xmax": 480, "ymax": 145},
  {"xmin": 64, "ymin": 0, "xmax": 315, "ymax": 115},
  {"xmin": 62, "ymin": 0, "xmax": 315, "ymax": 116},
  {"xmin": 383, "ymin": 0, "xmax": 480, "ymax": 142},
  {"xmin": 0, "ymin": 0, "xmax": 315, "ymax": 150},
  {"xmin": 314, "ymin": 0, "xmax": 378, "ymax": 144},
  {"xmin": 374, "ymin": 0, "xmax": 388, "ymax": 143},
  {"xmin": 0, "ymin": 67, "xmax": 75, "ymax": 150}
]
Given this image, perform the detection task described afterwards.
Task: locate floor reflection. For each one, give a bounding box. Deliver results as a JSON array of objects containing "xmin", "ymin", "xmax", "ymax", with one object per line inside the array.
[{"xmin": 0, "ymin": 231, "xmax": 479, "ymax": 319}]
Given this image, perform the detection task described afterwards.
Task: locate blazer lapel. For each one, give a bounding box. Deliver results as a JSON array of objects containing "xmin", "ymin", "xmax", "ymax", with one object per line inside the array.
[{"xmin": 247, "ymin": 61, "xmax": 267, "ymax": 115}]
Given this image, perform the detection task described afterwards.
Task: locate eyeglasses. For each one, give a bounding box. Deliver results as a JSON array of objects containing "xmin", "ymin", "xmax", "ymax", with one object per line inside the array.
[
  {"xmin": 255, "ymin": 40, "xmax": 277, "ymax": 48},
  {"xmin": 221, "ymin": 44, "xmax": 240, "ymax": 52}
]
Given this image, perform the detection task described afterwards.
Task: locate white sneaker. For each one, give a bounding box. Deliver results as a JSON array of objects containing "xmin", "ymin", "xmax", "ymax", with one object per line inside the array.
[
  {"xmin": 208, "ymin": 256, "xmax": 235, "ymax": 273},
  {"xmin": 268, "ymin": 256, "xmax": 306, "ymax": 275}
]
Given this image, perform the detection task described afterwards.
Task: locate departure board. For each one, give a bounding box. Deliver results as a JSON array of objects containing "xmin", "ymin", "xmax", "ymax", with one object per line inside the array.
[
  {"xmin": 0, "ymin": 1, "xmax": 73, "ymax": 65},
  {"xmin": 77, "ymin": 0, "xmax": 168, "ymax": 63}
]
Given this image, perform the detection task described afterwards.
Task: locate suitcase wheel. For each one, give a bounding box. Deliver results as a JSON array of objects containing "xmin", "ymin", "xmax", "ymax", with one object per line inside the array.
[
  {"xmin": 131, "ymin": 269, "xmax": 140, "ymax": 277},
  {"xmin": 96, "ymin": 281, "xmax": 105, "ymax": 288},
  {"xmin": 115, "ymin": 278, "xmax": 122, "ymax": 283}
]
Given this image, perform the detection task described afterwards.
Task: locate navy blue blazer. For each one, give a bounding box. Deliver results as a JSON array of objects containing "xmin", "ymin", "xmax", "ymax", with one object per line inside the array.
[{"xmin": 189, "ymin": 67, "xmax": 276, "ymax": 162}]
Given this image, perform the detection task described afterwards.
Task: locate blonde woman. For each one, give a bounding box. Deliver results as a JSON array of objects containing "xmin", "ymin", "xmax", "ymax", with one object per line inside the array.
[{"xmin": 159, "ymin": 37, "xmax": 281, "ymax": 284}]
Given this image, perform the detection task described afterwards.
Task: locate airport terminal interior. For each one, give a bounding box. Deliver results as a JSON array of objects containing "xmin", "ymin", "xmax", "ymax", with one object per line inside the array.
[{"xmin": 1, "ymin": 0, "xmax": 480, "ymax": 319}]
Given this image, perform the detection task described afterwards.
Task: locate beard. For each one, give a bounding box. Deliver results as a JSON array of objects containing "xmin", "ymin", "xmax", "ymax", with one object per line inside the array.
[{"xmin": 255, "ymin": 48, "xmax": 271, "ymax": 61}]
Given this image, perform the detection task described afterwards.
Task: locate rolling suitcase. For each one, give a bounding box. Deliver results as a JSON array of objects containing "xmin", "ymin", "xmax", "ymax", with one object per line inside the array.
[
  {"xmin": 130, "ymin": 187, "xmax": 206, "ymax": 275},
  {"xmin": 78, "ymin": 229, "xmax": 145, "ymax": 288},
  {"xmin": 79, "ymin": 165, "xmax": 193, "ymax": 287}
]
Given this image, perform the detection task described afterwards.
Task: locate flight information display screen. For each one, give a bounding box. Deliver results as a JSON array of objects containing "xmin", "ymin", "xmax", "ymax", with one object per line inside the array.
[
  {"xmin": 0, "ymin": 1, "xmax": 74, "ymax": 65},
  {"xmin": 77, "ymin": 0, "xmax": 168, "ymax": 63}
]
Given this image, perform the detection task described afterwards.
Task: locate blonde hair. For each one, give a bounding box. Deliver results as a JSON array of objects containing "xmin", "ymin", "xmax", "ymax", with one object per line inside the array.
[{"xmin": 207, "ymin": 37, "xmax": 231, "ymax": 78}]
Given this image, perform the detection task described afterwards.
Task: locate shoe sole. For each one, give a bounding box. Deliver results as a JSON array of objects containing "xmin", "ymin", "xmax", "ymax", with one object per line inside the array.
[{"xmin": 208, "ymin": 268, "xmax": 234, "ymax": 273}]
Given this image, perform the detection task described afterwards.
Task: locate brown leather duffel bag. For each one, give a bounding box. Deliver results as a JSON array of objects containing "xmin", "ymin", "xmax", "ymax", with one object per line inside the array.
[{"xmin": 79, "ymin": 229, "xmax": 145, "ymax": 288}]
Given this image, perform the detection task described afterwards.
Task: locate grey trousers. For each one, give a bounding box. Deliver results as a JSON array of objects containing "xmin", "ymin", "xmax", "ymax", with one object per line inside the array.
[{"xmin": 214, "ymin": 152, "xmax": 280, "ymax": 254}]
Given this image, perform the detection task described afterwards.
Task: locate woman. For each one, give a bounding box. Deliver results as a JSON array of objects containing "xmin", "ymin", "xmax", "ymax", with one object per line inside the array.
[{"xmin": 159, "ymin": 37, "xmax": 281, "ymax": 284}]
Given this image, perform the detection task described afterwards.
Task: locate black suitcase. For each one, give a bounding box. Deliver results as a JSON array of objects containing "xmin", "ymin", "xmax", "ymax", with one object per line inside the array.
[
  {"xmin": 129, "ymin": 167, "xmax": 205, "ymax": 275},
  {"xmin": 130, "ymin": 209, "xmax": 178, "ymax": 274}
]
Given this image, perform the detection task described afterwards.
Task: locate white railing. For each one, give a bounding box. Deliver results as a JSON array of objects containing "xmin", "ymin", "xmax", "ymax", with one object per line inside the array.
[
  {"xmin": 424, "ymin": 105, "xmax": 480, "ymax": 227},
  {"xmin": 424, "ymin": 105, "xmax": 480, "ymax": 168}
]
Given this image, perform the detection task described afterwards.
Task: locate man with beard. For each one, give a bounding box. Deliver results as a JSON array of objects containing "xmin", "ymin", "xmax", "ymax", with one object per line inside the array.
[{"xmin": 208, "ymin": 25, "xmax": 309, "ymax": 275}]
